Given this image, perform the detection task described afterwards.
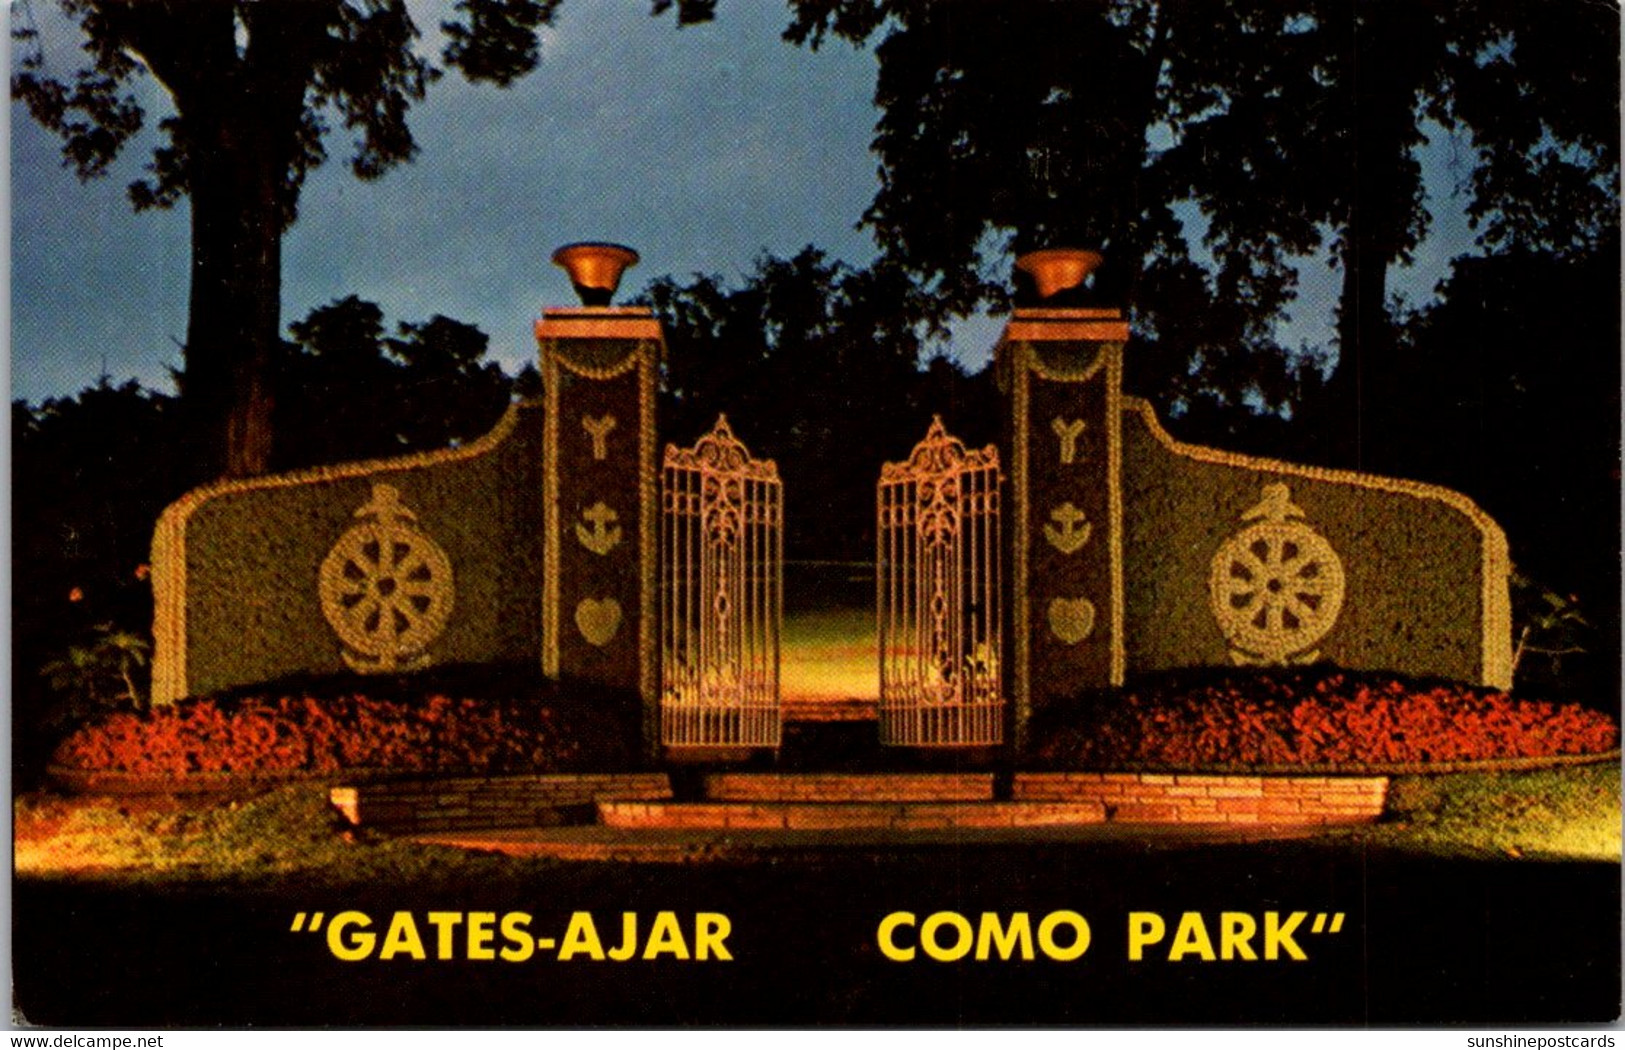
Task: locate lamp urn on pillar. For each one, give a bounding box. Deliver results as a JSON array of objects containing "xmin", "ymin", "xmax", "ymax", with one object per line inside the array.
[
  {"xmin": 998, "ymin": 248, "xmax": 1130, "ymax": 751},
  {"xmin": 537, "ymin": 242, "xmax": 661, "ymax": 753}
]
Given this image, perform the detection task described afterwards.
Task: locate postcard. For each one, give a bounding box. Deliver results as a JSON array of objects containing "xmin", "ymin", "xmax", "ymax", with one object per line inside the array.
[{"xmin": 11, "ymin": 0, "xmax": 1620, "ymax": 1028}]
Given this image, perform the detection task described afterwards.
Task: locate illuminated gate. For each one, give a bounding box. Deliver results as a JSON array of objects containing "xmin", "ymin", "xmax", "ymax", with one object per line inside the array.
[
  {"xmin": 661, "ymin": 416, "xmax": 783, "ymax": 748},
  {"xmin": 877, "ymin": 417, "xmax": 1004, "ymax": 746}
]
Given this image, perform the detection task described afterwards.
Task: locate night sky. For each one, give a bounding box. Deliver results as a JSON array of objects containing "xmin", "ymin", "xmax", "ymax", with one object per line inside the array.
[{"xmin": 9, "ymin": 2, "xmax": 1477, "ymax": 404}]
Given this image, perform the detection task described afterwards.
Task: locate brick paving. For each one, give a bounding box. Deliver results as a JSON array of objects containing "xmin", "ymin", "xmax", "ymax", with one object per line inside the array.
[{"xmin": 409, "ymin": 819, "xmax": 1328, "ymax": 863}]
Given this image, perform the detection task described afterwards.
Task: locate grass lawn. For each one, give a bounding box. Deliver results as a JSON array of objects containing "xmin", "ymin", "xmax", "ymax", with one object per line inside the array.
[
  {"xmin": 14, "ymin": 762, "xmax": 1619, "ymax": 887},
  {"xmin": 781, "ymin": 606, "xmax": 876, "ymax": 701},
  {"xmin": 13, "ymin": 783, "xmax": 543, "ymax": 891},
  {"xmin": 14, "ymin": 761, "xmax": 1620, "ymax": 1025},
  {"xmin": 1358, "ymin": 762, "xmax": 1623, "ymax": 860}
]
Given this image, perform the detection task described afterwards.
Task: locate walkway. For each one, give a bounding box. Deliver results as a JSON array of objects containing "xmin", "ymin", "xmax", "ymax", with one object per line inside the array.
[{"xmin": 410, "ymin": 819, "xmax": 1327, "ymax": 863}]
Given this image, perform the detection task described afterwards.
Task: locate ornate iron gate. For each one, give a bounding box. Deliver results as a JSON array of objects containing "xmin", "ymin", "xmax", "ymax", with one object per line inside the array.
[
  {"xmin": 877, "ymin": 417, "xmax": 1004, "ymax": 746},
  {"xmin": 660, "ymin": 416, "xmax": 783, "ymax": 747}
]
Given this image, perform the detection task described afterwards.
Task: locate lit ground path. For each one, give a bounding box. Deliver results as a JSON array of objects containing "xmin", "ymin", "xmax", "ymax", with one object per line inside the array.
[
  {"xmin": 408, "ymin": 820, "xmax": 1324, "ymax": 863},
  {"xmin": 780, "ymin": 606, "xmax": 877, "ymax": 720},
  {"xmin": 13, "ymin": 768, "xmax": 1619, "ymax": 1023}
]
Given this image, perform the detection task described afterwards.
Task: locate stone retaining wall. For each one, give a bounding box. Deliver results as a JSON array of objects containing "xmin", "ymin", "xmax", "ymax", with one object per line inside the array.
[
  {"xmin": 330, "ymin": 771, "xmax": 1386, "ymax": 833},
  {"xmin": 1013, "ymin": 772, "xmax": 1387, "ymax": 825},
  {"xmin": 598, "ymin": 800, "xmax": 1105, "ymax": 830},
  {"xmin": 328, "ymin": 772, "xmax": 671, "ymax": 833},
  {"xmin": 703, "ymin": 772, "xmax": 994, "ymax": 802}
]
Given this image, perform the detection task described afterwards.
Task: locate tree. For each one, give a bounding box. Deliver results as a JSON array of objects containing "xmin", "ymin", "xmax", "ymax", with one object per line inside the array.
[
  {"xmin": 1378, "ymin": 234, "xmax": 1622, "ymax": 702},
  {"xmin": 1254, "ymin": 0, "xmax": 1618, "ymax": 464},
  {"xmin": 777, "ymin": 0, "xmax": 1336, "ymax": 449},
  {"xmin": 781, "ymin": 0, "xmax": 1619, "ymax": 461},
  {"xmin": 12, "ymin": 0, "xmax": 709, "ymax": 478},
  {"xmin": 12, "ymin": 380, "xmax": 190, "ymax": 775},
  {"xmin": 272, "ymin": 295, "xmax": 516, "ymax": 470}
]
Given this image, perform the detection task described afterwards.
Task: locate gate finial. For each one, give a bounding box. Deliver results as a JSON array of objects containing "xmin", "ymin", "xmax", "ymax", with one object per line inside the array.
[
  {"xmin": 551, "ymin": 242, "xmax": 640, "ymax": 306},
  {"xmin": 1015, "ymin": 248, "xmax": 1103, "ymax": 299}
]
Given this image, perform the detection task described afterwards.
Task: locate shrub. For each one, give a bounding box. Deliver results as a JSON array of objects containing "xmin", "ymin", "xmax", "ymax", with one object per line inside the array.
[
  {"xmin": 39, "ymin": 622, "xmax": 152, "ymax": 729},
  {"xmin": 51, "ymin": 690, "xmax": 632, "ymax": 778},
  {"xmin": 1032, "ymin": 670, "xmax": 1619, "ymax": 769}
]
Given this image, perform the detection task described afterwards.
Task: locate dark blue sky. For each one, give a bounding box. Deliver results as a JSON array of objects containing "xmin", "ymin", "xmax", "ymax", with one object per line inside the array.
[{"xmin": 10, "ymin": 3, "xmax": 1478, "ymax": 404}]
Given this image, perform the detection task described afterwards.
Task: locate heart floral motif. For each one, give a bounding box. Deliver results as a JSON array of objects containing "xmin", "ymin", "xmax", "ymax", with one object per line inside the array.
[
  {"xmin": 575, "ymin": 597, "xmax": 622, "ymax": 647},
  {"xmin": 1047, "ymin": 597, "xmax": 1096, "ymax": 645}
]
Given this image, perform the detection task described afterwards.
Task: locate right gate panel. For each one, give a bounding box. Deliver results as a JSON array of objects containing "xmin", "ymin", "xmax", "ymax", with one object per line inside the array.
[{"xmin": 877, "ymin": 417, "xmax": 1004, "ymax": 746}]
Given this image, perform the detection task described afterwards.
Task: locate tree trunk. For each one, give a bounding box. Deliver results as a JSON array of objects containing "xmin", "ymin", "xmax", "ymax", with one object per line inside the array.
[
  {"xmin": 183, "ymin": 120, "xmax": 281, "ymax": 479},
  {"xmin": 1332, "ymin": 217, "xmax": 1388, "ymax": 469},
  {"xmin": 1327, "ymin": 5, "xmax": 1429, "ymax": 471},
  {"xmin": 102, "ymin": 0, "xmax": 331, "ymax": 479}
]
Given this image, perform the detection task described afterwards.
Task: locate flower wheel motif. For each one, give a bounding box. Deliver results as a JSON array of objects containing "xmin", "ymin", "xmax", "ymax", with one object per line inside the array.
[
  {"xmin": 319, "ymin": 483, "xmax": 454, "ymax": 672},
  {"xmin": 1208, "ymin": 483, "xmax": 1344, "ymax": 665}
]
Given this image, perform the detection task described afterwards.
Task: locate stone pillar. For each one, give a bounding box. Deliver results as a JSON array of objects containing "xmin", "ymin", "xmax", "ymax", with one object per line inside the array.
[
  {"xmin": 536, "ymin": 304, "xmax": 661, "ymax": 752},
  {"xmin": 998, "ymin": 252, "xmax": 1131, "ymax": 750}
]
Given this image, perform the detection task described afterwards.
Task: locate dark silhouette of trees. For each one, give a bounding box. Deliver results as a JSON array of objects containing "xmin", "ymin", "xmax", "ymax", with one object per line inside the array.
[
  {"xmin": 1280, "ymin": 0, "xmax": 1617, "ymax": 463},
  {"xmin": 12, "ymin": 302, "xmax": 521, "ymax": 770},
  {"xmin": 12, "ymin": 381, "xmax": 189, "ymax": 777},
  {"xmin": 11, "ymin": 0, "xmax": 701, "ymax": 479},
  {"xmin": 644, "ymin": 248, "xmax": 995, "ymax": 562},
  {"xmin": 780, "ymin": 0, "xmax": 1320, "ymax": 441},
  {"xmin": 780, "ymin": 0, "xmax": 1619, "ymax": 462},
  {"xmin": 1375, "ymin": 235, "xmax": 1622, "ymax": 702},
  {"xmin": 272, "ymin": 296, "xmax": 517, "ymax": 471}
]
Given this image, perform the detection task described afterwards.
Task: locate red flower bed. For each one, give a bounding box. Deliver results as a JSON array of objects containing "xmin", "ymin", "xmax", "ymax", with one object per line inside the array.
[
  {"xmin": 1033, "ymin": 671, "xmax": 1619, "ymax": 768},
  {"xmin": 51, "ymin": 692, "xmax": 631, "ymax": 777}
]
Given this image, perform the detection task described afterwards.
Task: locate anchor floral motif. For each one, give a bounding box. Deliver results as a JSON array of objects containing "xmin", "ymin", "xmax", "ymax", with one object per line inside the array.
[
  {"xmin": 318, "ymin": 483, "xmax": 454, "ymax": 673},
  {"xmin": 1043, "ymin": 502, "xmax": 1093, "ymax": 554},
  {"xmin": 1209, "ymin": 483, "xmax": 1346, "ymax": 665},
  {"xmin": 575, "ymin": 502, "xmax": 622, "ymax": 555}
]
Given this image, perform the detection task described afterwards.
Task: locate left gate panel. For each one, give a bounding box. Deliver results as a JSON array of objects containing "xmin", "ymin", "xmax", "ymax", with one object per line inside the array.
[{"xmin": 661, "ymin": 416, "xmax": 783, "ymax": 750}]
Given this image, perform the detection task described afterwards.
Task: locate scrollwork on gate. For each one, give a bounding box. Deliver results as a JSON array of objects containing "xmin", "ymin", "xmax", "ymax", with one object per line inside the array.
[
  {"xmin": 877, "ymin": 417, "xmax": 1004, "ymax": 746},
  {"xmin": 661, "ymin": 416, "xmax": 783, "ymax": 747}
]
